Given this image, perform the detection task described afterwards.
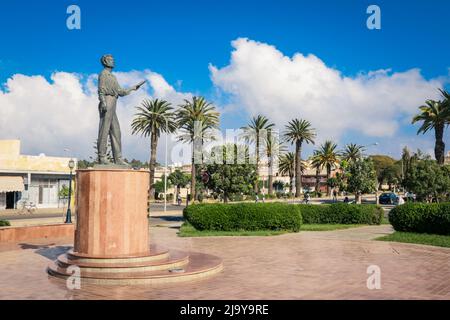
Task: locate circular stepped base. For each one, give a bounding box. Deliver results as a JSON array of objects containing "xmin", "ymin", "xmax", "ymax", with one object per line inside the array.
[{"xmin": 47, "ymin": 245, "xmax": 223, "ymax": 285}]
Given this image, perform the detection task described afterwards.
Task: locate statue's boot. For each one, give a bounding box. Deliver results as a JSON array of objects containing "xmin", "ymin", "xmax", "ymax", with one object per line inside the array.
[
  {"xmin": 98, "ymin": 156, "xmax": 111, "ymax": 165},
  {"xmin": 115, "ymin": 158, "xmax": 130, "ymax": 167}
]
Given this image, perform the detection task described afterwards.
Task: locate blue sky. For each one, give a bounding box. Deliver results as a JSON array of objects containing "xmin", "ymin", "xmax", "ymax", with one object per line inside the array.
[{"xmin": 0, "ymin": 0, "xmax": 449, "ymax": 162}]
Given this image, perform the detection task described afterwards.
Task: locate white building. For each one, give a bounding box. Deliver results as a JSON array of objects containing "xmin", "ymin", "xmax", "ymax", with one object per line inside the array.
[{"xmin": 0, "ymin": 140, "xmax": 76, "ymax": 209}]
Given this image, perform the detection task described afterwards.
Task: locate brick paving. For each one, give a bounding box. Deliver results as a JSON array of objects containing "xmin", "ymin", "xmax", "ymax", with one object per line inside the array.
[{"xmin": 0, "ymin": 225, "xmax": 449, "ymax": 299}]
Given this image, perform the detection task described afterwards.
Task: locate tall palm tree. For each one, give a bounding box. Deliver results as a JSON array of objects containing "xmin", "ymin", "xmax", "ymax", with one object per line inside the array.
[
  {"xmin": 131, "ymin": 99, "xmax": 177, "ymax": 200},
  {"xmin": 241, "ymin": 115, "xmax": 274, "ymax": 193},
  {"xmin": 341, "ymin": 143, "xmax": 365, "ymax": 162},
  {"xmin": 278, "ymin": 152, "xmax": 305, "ymax": 194},
  {"xmin": 412, "ymin": 89, "xmax": 450, "ymax": 165},
  {"xmin": 311, "ymin": 154, "xmax": 322, "ymax": 194},
  {"xmin": 262, "ymin": 130, "xmax": 285, "ymax": 195},
  {"xmin": 283, "ymin": 119, "xmax": 316, "ymax": 197},
  {"xmin": 176, "ymin": 96, "xmax": 219, "ymax": 201},
  {"xmin": 311, "ymin": 140, "xmax": 340, "ymax": 196}
]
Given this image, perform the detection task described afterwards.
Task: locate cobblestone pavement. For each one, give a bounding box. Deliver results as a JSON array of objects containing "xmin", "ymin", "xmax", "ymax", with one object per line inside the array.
[{"xmin": 0, "ymin": 225, "xmax": 449, "ymax": 300}]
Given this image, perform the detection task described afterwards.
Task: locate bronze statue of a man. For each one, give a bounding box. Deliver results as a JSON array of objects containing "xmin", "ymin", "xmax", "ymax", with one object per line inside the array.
[{"xmin": 97, "ymin": 54, "xmax": 145, "ymax": 165}]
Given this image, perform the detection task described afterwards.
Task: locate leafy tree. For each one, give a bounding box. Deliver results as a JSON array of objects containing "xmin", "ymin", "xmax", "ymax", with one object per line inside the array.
[
  {"xmin": 77, "ymin": 159, "xmax": 95, "ymax": 169},
  {"xmin": 403, "ymin": 160, "xmax": 450, "ymax": 202},
  {"xmin": 131, "ymin": 99, "xmax": 176, "ymax": 200},
  {"xmin": 154, "ymin": 175, "xmax": 173, "ymax": 198},
  {"xmin": 205, "ymin": 144, "xmax": 257, "ymax": 203},
  {"xmin": 241, "ymin": 115, "xmax": 274, "ymax": 193},
  {"xmin": 272, "ymin": 180, "xmax": 286, "ymax": 192},
  {"xmin": 126, "ymin": 158, "xmax": 148, "ymax": 169},
  {"xmin": 58, "ymin": 184, "xmax": 70, "ymax": 199},
  {"xmin": 168, "ymin": 169, "xmax": 190, "ymax": 200},
  {"xmin": 382, "ymin": 163, "xmax": 402, "ymax": 191},
  {"xmin": 176, "ymin": 96, "xmax": 220, "ymax": 201},
  {"xmin": 370, "ymin": 155, "xmax": 396, "ymax": 187},
  {"xmin": 412, "ymin": 89, "xmax": 450, "ymax": 165},
  {"xmin": 311, "ymin": 140, "xmax": 340, "ymax": 196},
  {"xmin": 283, "ymin": 119, "xmax": 316, "ymax": 197},
  {"xmin": 346, "ymin": 158, "xmax": 378, "ymax": 203}
]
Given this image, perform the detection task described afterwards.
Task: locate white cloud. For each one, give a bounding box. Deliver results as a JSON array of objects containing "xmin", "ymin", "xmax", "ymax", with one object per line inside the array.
[
  {"xmin": 0, "ymin": 70, "xmax": 191, "ymax": 163},
  {"xmin": 209, "ymin": 38, "xmax": 447, "ymax": 145}
]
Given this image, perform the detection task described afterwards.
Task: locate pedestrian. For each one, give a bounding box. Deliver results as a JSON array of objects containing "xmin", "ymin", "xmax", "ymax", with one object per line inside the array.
[
  {"xmin": 333, "ymin": 189, "xmax": 338, "ymax": 202},
  {"xmin": 255, "ymin": 194, "xmax": 259, "ymax": 203}
]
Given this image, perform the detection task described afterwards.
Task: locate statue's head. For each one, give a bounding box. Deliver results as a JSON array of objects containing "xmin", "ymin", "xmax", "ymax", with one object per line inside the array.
[{"xmin": 100, "ymin": 54, "xmax": 115, "ymax": 68}]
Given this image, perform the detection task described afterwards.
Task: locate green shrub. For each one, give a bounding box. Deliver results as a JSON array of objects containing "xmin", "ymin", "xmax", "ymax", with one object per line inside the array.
[
  {"xmin": 299, "ymin": 204, "xmax": 383, "ymax": 225},
  {"xmin": 229, "ymin": 193, "xmax": 244, "ymax": 202},
  {"xmin": 389, "ymin": 203, "xmax": 450, "ymax": 235},
  {"xmin": 183, "ymin": 203, "xmax": 302, "ymax": 232},
  {"xmin": 0, "ymin": 220, "xmax": 11, "ymax": 227}
]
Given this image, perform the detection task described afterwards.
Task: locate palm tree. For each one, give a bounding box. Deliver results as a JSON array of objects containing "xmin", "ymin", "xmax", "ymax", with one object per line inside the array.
[
  {"xmin": 311, "ymin": 154, "xmax": 322, "ymax": 195},
  {"xmin": 241, "ymin": 115, "xmax": 274, "ymax": 193},
  {"xmin": 278, "ymin": 152, "xmax": 305, "ymax": 195},
  {"xmin": 176, "ymin": 96, "xmax": 219, "ymax": 201},
  {"xmin": 311, "ymin": 140, "xmax": 340, "ymax": 196},
  {"xmin": 412, "ymin": 89, "xmax": 450, "ymax": 165},
  {"xmin": 262, "ymin": 130, "xmax": 285, "ymax": 195},
  {"xmin": 283, "ymin": 119, "xmax": 316, "ymax": 197},
  {"xmin": 341, "ymin": 143, "xmax": 365, "ymax": 162},
  {"xmin": 131, "ymin": 99, "xmax": 177, "ymax": 200}
]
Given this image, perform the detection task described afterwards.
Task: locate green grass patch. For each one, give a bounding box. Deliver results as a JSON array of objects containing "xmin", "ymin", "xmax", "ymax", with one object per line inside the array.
[
  {"xmin": 178, "ymin": 222, "xmax": 288, "ymax": 237},
  {"xmin": 301, "ymin": 224, "xmax": 365, "ymax": 231},
  {"xmin": 377, "ymin": 231, "xmax": 450, "ymax": 248}
]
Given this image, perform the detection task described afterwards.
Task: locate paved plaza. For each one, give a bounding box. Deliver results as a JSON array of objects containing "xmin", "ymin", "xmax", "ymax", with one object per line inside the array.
[{"xmin": 0, "ymin": 222, "xmax": 449, "ymax": 300}]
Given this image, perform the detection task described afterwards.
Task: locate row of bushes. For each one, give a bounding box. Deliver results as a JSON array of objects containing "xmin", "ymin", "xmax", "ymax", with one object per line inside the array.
[
  {"xmin": 389, "ymin": 203, "xmax": 450, "ymax": 235},
  {"xmin": 0, "ymin": 220, "xmax": 11, "ymax": 227},
  {"xmin": 183, "ymin": 203, "xmax": 302, "ymax": 232},
  {"xmin": 183, "ymin": 203, "xmax": 384, "ymax": 232},
  {"xmin": 299, "ymin": 204, "xmax": 384, "ymax": 225}
]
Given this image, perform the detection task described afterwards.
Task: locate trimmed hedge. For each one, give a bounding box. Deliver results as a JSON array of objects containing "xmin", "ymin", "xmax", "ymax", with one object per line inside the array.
[
  {"xmin": 299, "ymin": 203, "xmax": 383, "ymax": 225},
  {"xmin": 0, "ymin": 220, "xmax": 11, "ymax": 227},
  {"xmin": 183, "ymin": 203, "xmax": 302, "ymax": 232},
  {"xmin": 389, "ymin": 203, "xmax": 450, "ymax": 235}
]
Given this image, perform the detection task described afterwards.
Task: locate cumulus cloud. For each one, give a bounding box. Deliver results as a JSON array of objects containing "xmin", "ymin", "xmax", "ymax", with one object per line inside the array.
[
  {"xmin": 210, "ymin": 38, "xmax": 447, "ymax": 145},
  {"xmin": 0, "ymin": 70, "xmax": 191, "ymax": 162}
]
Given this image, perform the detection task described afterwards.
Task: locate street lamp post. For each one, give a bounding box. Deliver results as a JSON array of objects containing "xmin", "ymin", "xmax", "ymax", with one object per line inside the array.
[
  {"xmin": 65, "ymin": 158, "xmax": 75, "ymax": 224},
  {"xmin": 164, "ymin": 121, "xmax": 168, "ymax": 213}
]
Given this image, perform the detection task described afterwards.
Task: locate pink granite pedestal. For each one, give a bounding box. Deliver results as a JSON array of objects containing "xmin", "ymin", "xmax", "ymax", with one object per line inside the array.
[{"xmin": 48, "ymin": 168, "xmax": 222, "ymax": 285}]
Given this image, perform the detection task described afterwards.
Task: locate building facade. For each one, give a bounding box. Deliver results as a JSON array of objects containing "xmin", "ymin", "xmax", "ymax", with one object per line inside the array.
[{"xmin": 0, "ymin": 140, "xmax": 76, "ymax": 210}]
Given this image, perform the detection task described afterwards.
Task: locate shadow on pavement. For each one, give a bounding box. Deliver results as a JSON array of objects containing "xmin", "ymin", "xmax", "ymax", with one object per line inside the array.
[{"xmin": 19, "ymin": 243, "xmax": 71, "ymax": 260}]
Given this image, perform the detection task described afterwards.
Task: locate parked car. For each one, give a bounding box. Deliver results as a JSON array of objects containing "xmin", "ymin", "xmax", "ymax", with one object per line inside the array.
[{"xmin": 379, "ymin": 192, "xmax": 399, "ymax": 205}]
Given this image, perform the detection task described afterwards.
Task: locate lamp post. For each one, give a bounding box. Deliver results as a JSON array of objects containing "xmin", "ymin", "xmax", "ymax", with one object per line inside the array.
[{"xmin": 65, "ymin": 158, "xmax": 75, "ymax": 224}]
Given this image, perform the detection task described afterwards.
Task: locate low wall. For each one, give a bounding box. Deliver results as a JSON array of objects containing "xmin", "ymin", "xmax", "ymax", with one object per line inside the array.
[{"xmin": 0, "ymin": 223, "xmax": 74, "ymax": 243}]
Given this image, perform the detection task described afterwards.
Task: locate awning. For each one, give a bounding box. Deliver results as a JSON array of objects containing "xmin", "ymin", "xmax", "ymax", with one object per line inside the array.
[{"xmin": 0, "ymin": 176, "xmax": 24, "ymax": 192}]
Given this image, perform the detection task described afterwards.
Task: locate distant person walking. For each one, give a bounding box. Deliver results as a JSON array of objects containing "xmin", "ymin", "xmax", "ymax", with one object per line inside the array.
[
  {"xmin": 303, "ymin": 193, "xmax": 310, "ymax": 204},
  {"xmin": 332, "ymin": 189, "xmax": 338, "ymax": 202}
]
